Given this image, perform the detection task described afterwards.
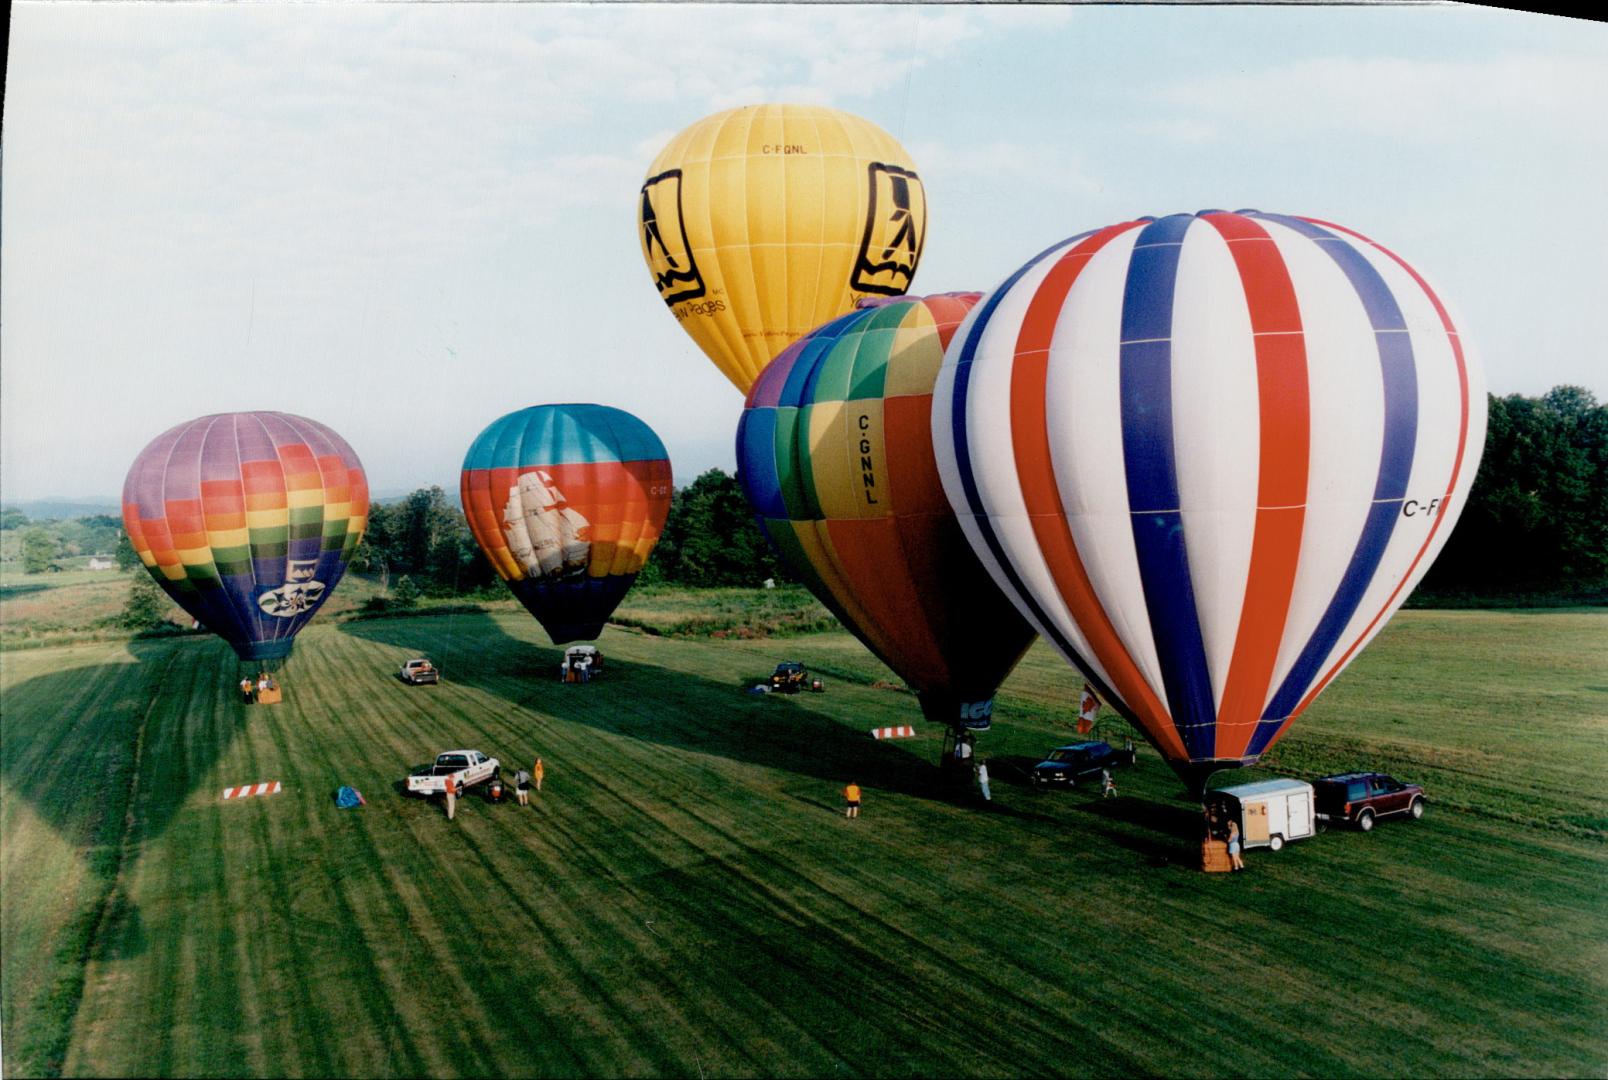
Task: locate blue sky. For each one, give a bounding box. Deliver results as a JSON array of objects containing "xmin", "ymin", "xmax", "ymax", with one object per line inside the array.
[{"xmin": 3, "ymin": 3, "xmax": 1604, "ymax": 502}]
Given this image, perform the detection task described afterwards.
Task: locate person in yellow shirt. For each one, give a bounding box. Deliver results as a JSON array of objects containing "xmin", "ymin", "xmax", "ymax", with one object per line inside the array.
[
  {"xmin": 534, "ymin": 757, "xmax": 545, "ymax": 793},
  {"xmin": 844, "ymin": 782, "xmax": 861, "ymax": 818}
]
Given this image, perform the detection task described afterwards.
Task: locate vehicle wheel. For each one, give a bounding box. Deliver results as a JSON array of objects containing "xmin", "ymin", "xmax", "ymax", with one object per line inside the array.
[
  {"xmin": 1409, "ymin": 797, "xmax": 1425, "ymax": 820},
  {"xmin": 1357, "ymin": 809, "xmax": 1376, "ymax": 832},
  {"xmin": 1268, "ymin": 835, "xmax": 1285, "ymax": 852}
]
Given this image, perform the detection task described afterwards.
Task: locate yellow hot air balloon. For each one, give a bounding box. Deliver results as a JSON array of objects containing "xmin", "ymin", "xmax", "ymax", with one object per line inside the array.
[{"xmin": 639, "ymin": 104, "xmax": 927, "ymax": 394}]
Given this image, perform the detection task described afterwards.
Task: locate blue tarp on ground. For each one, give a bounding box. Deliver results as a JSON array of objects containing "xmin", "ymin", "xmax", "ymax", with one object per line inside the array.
[{"xmin": 335, "ymin": 785, "xmax": 366, "ymax": 808}]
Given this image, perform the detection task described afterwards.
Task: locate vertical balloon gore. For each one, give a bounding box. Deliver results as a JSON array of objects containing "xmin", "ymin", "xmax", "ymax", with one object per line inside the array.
[
  {"xmin": 122, "ymin": 412, "xmax": 369, "ymax": 662},
  {"xmin": 640, "ymin": 103, "xmax": 927, "ymax": 395},
  {"xmin": 461, "ymin": 404, "xmax": 672, "ymax": 645},
  {"xmin": 934, "ymin": 211, "xmax": 1487, "ymax": 793},
  {"xmin": 738, "ymin": 293, "xmax": 1036, "ymax": 732}
]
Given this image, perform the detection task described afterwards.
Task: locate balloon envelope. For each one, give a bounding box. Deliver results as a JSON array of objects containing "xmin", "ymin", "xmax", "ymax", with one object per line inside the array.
[
  {"xmin": 121, "ymin": 411, "xmax": 369, "ymax": 661},
  {"xmin": 461, "ymin": 404, "xmax": 672, "ymax": 644},
  {"xmin": 934, "ymin": 211, "xmax": 1486, "ymax": 787},
  {"xmin": 738, "ymin": 293, "xmax": 1036, "ymax": 729},
  {"xmin": 640, "ymin": 103, "xmax": 927, "ymax": 395}
]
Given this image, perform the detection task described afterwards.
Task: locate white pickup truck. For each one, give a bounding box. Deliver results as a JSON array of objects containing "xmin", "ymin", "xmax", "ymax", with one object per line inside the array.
[{"xmin": 406, "ymin": 750, "xmax": 500, "ymax": 796}]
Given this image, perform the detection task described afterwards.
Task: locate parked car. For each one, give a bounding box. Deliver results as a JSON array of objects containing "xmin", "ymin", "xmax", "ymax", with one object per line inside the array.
[
  {"xmin": 399, "ymin": 658, "xmax": 440, "ymax": 685},
  {"xmin": 405, "ymin": 750, "xmax": 500, "ymax": 796},
  {"xmin": 1313, "ymin": 772, "xmax": 1425, "ymax": 831},
  {"xmin": 1029, "ymin": 741, "xmax": 1136, "ymax": 789},
  {"xmin": 770, "ymin": 661, "xmax": 807, "ymax": 693}
]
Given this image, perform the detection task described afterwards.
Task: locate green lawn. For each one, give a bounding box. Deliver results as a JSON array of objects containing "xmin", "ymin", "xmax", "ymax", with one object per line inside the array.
[{"xmin": 1, "ymin": 606, "xmax": 1604, "ymax": 1077}]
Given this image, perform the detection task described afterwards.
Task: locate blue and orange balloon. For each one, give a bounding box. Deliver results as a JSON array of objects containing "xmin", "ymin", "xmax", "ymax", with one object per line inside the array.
[
  {"xmin": 460, "ymin": 404, "xmax": 672, "ymax": 644},
  {"xmin": 737, "ymin": 294, "xmax": 1036, "ymax": 730},
  {"xmin": 121, "ymin": 411, "xmax": 369, "ymax": 661},
  {"xmin": 934, "ymin": 210, "xmax": 1487, "ymax": 790}
]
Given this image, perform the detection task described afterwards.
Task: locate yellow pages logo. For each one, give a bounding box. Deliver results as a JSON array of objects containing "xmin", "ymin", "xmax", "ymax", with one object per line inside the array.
[
  {"xmin": 640, "ymin": 169, "xmax": 706, "ymax": 304},
  {"xmin": 852, "ymin": 164, "xmax": 925, "ymax": 295}
]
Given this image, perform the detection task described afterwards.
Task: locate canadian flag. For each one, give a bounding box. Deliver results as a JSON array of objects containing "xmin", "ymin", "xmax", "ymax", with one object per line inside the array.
[{"xmin": 1076, "ymin": 684, "xmax": 1100, "ymax": 735}]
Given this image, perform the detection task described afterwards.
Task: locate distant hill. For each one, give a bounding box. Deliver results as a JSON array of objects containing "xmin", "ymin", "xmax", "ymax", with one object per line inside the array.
[{"xmin": 1, "ymin": 498, "xmax": 121, "ymax": 522}]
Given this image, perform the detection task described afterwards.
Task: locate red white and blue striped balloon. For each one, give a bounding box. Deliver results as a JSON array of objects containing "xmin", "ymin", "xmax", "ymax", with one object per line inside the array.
[{"xmin": 933, "ymin": 211, "xmax": 1486, "ymax": 789}]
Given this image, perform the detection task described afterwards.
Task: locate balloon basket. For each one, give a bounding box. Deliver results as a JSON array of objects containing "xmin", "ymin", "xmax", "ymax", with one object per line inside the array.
[
  {"xmin": 237, "ymin": 661, "xmax": 285, "ymax": 705},
  {"xmin": 1201, "ymin": 839, "xmax": 1232, "ymax": 874}
]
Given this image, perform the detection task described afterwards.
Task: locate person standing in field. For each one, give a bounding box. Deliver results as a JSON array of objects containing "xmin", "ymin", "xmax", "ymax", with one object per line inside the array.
[
  {"xmin": 1102, "ymin": 768, "xmax": 1117, "ymax": 798},
  {"xmin": 1226, "ymin": 819, "xmax": 1244, "ymax": 871},
  {"xmin": 514, "ymin": 767, "xmax": 531, "ymax": 807},
  {"xmin": 844, "ymin": 782, "xmax": 861, "ymax": 818},
  {"xmin": 444, "ymin": 772, "xmax": 458, "ymax": 821},
  {"xmin": 239, "ymin": 677, "xmax": 254, "ymax": 704},
  {"xmin": 534, "ymin": 757, "xmax": 545, "ymax": 793}
]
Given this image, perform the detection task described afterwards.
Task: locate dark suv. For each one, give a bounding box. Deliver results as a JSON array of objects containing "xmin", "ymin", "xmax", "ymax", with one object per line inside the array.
[
  {"xmin": 770, "ymin": 662, "xmax": 807, "ymax": 693},
  {"xmin": 1313, "ymin": 772, "xmax": 1425, "ymax": 831},
  {"xmin": 1030, "ymin": 742, "xmax": 1135, "ymax": 789}
]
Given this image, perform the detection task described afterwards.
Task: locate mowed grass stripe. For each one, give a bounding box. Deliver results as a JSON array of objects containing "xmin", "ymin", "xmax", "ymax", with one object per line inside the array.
[{"xmin": 257, "ymin": 641, "xmax": 518, "ymax": 1077}]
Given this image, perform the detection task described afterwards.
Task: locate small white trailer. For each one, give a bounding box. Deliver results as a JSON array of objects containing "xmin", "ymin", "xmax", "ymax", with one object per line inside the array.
[{"xmin": 1210, "ymin": 778, "xmax": 1317, "ymax": 852}]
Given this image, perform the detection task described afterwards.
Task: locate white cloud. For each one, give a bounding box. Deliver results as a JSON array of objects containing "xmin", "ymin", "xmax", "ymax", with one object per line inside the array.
[
  {"xmin": 910, "ymin": 137, "xmax": 1105, "ymax": 197},
  {"xmin": 1157, "ymin": 53, "xmax": 1608, "ymax": 145}
]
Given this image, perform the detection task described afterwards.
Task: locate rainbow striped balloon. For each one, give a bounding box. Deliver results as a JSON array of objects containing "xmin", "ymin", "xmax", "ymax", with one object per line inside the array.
[
  {"xmin": 122, "ymin": 412, "xmax": 368, "ymax": 662},
  {"xmin": 738, "ymin": 294, "xmax": 1036, "ymax": 730},
  {"xmin": 461, "ymin": 404, "xmax": 672, "ymax": 644},
  {"xmin": 934, "ymin": 211, "xmax": 1486, "ymax": 789}
]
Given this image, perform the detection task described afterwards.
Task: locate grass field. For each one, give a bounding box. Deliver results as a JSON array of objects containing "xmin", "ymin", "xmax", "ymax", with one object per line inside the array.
[{"xmin": 1, "ymin": 603, "xmax": 1604, "ymax": 1077}]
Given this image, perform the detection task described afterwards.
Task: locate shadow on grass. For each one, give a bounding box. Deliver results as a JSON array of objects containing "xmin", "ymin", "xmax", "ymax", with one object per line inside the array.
[
  {"xmin": 340, "ymin": 610, "xmax": 1069, "ymax": 823},
  {"xmin": 0, "ymin": 636, "xmax": 260, "ymax": 847},
  {"xmin": 0, "ymin": 634, "xmax": 254, "ymax": 1072},
  {"xmin": 1072, "ymin": 791, "xmax": 1203, "ymax": 866}
]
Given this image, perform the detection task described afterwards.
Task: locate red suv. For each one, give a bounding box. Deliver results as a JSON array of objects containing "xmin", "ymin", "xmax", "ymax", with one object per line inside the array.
[{"xmin": 1313, "ymin": 773, "xmax": 1425, "ymax": 832}]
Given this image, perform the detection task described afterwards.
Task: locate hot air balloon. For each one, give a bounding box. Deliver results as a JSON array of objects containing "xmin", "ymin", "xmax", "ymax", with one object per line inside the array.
[
  {"xmin": 460, "ymin": 404, "xmax": 672, "ymax": 644},
  {"xmin": 737, "ymin": 293, "xmax": 1036, "ymax": 736},
  {"xmin": 121, "ymin": 411, "xmax": 369, "ymax": 663},
  {"xmin": 639, "ymin": 103, "xmax": 927, "ymax": 395},
  {"xmin": 933, "ymin": 211, "xmax": 1486, "ymax": 793}
]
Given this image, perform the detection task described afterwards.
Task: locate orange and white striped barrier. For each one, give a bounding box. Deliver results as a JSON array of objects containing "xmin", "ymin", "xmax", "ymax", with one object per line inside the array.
[
  {"xmin": 222, "ymin": 781, "xmax": 282, "ymax": 800},
  {"xmin": 871, "ymin": 725, "xmax": 917, "ymax": 740}
]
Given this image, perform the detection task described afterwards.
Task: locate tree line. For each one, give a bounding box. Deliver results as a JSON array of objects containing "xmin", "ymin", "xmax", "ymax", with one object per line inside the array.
[
  {"xmin": 1418, "ymin": 385, "xmax": 1606, "ymax": 598},
  {"xmin": 350, "ymin": 469, "xmax": 788, "ymax": 600},
  {"xmin": 1, "ymin": 514, "xmax": 126, "ymax": 573},
  {"xmin": 350, "ymin": 385, "xmax": 1608, "ymax": 603},
  {"xmin": 9, "ymin": 386, "xmax": 1604, "ymax": 602}
]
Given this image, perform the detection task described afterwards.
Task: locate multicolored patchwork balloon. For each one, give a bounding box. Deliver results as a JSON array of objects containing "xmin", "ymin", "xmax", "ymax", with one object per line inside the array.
[
  {"xmin": 122, "ymin": 411, "xmax": 369, "ymax": 662},
  {"xmin": 737, "ymin": 294, "xmax": 1036, "ymax": 730},
  {"xmin": 460, "ymin": 404, "xmax": 672, "ymax": 644},
  {"xmin": 934, "ymin": 211, "xmax": 1486, "ymax": 790},
  {"xmin": 640, "ymin": 104, "xmax": 927, "ymax": 395}
]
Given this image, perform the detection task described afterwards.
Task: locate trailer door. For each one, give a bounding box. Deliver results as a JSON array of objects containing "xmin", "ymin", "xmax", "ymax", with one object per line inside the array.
[
  {"xmin": 1288, "ymin": 792, "xmax": 1313, "ymax": 838},
  {"xmin": 1244, "ymin": 802, "xmax": 1270, "ymax": 842}
]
